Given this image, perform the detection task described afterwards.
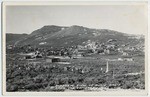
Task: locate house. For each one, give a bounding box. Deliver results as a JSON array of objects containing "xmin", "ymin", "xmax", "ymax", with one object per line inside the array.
[
  {"xmin": 72, "ymin": 54, "xmax": 83, "ymax": 59},
  {"xmin": 22, "ymin": 51, "xmax": 43, "ymax": 59},
  {"xmin": 104, "ymin": 49, "xmax": 110, "ymax": 54},
  {"xmin": 122, "ymin": 52, "xmax": 128, "ymax": 56},
  {"xmin": 23, "ymin": 52, "xmax": 36, "ymax": 59},
  {"xmin": 118, "ymin": 58, "xmax": 123, "ymax": 61},
  {"xmin": 117, "ymin": 48, "xmax": 123, "ymax": 53}
]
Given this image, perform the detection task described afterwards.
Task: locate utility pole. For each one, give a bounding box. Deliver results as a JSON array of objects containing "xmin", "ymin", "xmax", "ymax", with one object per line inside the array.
[
  {"xmin": 106, "ymin": 60, "xmax": 114, "ymax": 78},
  {"xmin": 106, "ymin": 61, "xmax": 109, "ymax": 73}
]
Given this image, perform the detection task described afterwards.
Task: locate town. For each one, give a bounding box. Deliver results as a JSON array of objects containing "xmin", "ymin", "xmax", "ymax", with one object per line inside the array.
[{"xmin": 6, "ymin": 38, "xmax": 145, "ymax": 91}]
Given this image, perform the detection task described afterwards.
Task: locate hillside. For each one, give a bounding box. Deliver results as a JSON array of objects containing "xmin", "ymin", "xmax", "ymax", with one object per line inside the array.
[
  {"xmin": 6, "ymin": 33, "xmax": 28, "ymax": 46},
  {"xmin": 6, "ymin": 25, "xmax": 144, "ymax": 48}
]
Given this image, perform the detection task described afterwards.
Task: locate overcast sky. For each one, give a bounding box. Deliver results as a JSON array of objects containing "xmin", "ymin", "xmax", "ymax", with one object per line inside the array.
[{"xmin": 6, "ymin": 4, "xmax": 147, "ymax": 35}]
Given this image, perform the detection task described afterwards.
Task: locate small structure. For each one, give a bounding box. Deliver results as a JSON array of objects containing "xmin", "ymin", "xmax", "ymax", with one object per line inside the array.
[
  {"xmin": 25, "ymin": 55, "xmax": 34, "ymax": 59},
  {"xmin": 22, "ymin": 51, "xmax": 43, "ymax": 59},
  {"xmin": 124, "ymin": 57, "xmax": 133, "ymax": 61},
  {"xmin": 118, "ymin": 58, "xmax": 123, "ymax": 61},
  {"xmin": 39, "ymin": 42, "xmax": 47, "ymax": 45},
  {"xmin": 122, "ymin": 52, "xmax": 128, "ymax": 56},
  {"xmin": 120, "ymin": 56, "xmax": 134, "ymax": 61},
  {"xmin": 46, "ymin": 58, "xmax": 52, "ymax": 63},
  {"xmin": 46, "ymin": 58, "xmax": 61, "ymax": 63},
  {"xmin": 104, "ymin": 49, "xmax": 110, "ymax": 54},
  {"xmin": 52, "ymin": 58, "xmax": 61, "ymax": 62},
  {"xmin": 81, "ymin": 68, "xmax": 90, "ymax": 73},
  {"xmin": 23, "ymin": 52, "xmax": 36, "ymax": 59},
  {"xmin": 72, "ymin": 54, "xmax": 83, "ymax": 59}
]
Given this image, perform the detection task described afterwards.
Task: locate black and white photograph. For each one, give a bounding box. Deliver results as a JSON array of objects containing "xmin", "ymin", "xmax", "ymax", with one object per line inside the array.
[{"xmin": 2, "ymin": 1, "xmax": 148, "ymax": 96}]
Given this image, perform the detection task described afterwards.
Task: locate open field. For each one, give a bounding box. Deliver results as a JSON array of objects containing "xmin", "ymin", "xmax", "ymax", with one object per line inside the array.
[{"xmin": 6, "ymin": 54, "xmax": 145, "ymax": 92}]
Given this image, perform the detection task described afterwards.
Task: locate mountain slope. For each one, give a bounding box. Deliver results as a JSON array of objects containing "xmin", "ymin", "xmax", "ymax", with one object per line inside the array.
[
  {"xmin": 6, "ymin": 33, "xmax": 28, "ymax": 46},
  {"xmin": 11, "ymin": 25, "xmax": 144, "ymax": 48}
]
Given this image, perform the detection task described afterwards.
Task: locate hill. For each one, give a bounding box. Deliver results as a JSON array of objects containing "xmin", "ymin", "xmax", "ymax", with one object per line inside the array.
[
  {"xmin": 6, "ymin": 25, "xmax": 144, "ymax": 48},
  {"xmin": 6, "ymin": 33, "xmax": 28, "ymax": 46}
]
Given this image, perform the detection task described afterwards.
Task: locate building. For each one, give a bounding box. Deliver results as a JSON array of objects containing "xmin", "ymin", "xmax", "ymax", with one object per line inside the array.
[
  {"xmin": 46, "ymin": 58, "xmax": 61, "ymax": 63},
  {"xmin": 123, "ymin": 57, "xmax": 133, "ymax": 61},
  {"xmin": 46, "ymin": 58, "xmax": 52, "ymax": 63},
  {"xmin": 122, "ymin": 52, "xmax": 128, "ymax": 56}
]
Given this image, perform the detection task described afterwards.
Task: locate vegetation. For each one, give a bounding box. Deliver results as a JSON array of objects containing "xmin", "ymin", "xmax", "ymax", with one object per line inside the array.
[{"xmin": 6, "ymin": 54, "xmax": 145, "ymax": 92}]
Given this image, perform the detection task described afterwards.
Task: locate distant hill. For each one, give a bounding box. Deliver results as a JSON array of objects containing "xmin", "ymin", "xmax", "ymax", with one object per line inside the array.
[
  {"xmin": 6, "ymin": 25, "xmax": 144, "ymax": 48},
  {"xmin": 6, "ymin": 33, "xmax": 28, "ymax": 46}
]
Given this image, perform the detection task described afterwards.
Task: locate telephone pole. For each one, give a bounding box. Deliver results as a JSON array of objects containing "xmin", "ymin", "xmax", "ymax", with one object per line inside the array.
[{"xmin": 106, "ymin": 61, "xmax": 109, "ymax": 73}]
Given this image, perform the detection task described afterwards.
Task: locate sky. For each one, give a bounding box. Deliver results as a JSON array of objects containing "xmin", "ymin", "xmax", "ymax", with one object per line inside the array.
[{"xmin": 6, "ymin": 4, "xmax": 147, "ymax": 35}]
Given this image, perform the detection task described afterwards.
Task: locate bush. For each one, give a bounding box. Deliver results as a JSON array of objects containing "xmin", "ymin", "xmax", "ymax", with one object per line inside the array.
[
  {"xmin": 68, "ymin": 79, "xmax": 75, "ymax": 84},
  {"xmin": 122, "ymin": 81, "xmax": 134, "ymax": 89},
  {"xmin": 7, "ymin": 85, "xmax": 18, "ymax": 92},
  {"xmin": 58, "ymin": 78, "xmax": 67, "ymax": 85},
  {"xmin": 49, "ymin": 81, "xmax": 57, "ymax": 86}
]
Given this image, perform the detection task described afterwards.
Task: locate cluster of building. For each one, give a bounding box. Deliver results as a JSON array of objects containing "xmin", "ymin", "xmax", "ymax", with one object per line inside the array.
[
  {"xmin": 7, "ymin": 38, "xmax": 144, "ymax": 61},
  {"xmin": 77, "ymin": 39, "xmax": 144, "ymax": 56}
]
